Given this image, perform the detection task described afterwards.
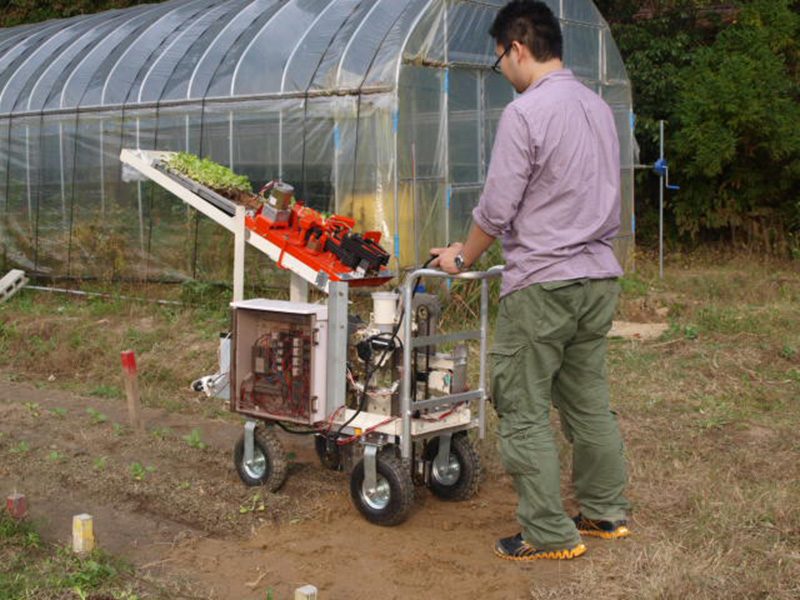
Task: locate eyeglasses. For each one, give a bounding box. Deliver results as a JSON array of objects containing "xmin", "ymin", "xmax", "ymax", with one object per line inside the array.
[{"xmin": 492, "ymin": 46, "xmax": 511, "ymax": 74}]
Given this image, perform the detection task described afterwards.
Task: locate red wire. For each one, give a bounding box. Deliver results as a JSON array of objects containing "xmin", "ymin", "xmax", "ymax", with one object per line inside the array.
[{"xmin": 336, "ymin": 416, "xmax": 398, "ymax": 447}]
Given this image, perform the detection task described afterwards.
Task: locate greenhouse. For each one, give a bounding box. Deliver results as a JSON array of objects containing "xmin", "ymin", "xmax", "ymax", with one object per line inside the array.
[{"xmin": 0, "ymin": 0, "xmax": 635, "ymax": 284}]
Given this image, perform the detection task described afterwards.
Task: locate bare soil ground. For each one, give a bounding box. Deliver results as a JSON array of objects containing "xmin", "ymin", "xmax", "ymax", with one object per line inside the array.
[{"xmin": 1, "ymin": 379, "xmax": 594, "ymax": 600}]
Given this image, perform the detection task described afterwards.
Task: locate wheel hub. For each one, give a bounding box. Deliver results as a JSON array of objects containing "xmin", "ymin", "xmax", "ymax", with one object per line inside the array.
[
  {"xmin": 242, "ymin": 447, "xmax": 267, "ymax": 479},
  {"xmin": 432, "ymin": 454, "xmax": 461, "ymax": 486},
  {"xmin": 361, "ymin": 475, "xmax": 391, "ymax": 510}
]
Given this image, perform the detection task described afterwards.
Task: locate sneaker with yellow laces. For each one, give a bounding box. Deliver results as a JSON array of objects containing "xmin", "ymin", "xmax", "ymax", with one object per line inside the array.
[{"xmin": 493, "ymin": 533, "xmax": 587, "ymax": 562}]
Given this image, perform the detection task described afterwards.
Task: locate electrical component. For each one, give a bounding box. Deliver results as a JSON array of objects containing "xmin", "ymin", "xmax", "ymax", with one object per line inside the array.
[{"xmin": 231, "ymin": 299, "xmax": 329, "ymax": 426}]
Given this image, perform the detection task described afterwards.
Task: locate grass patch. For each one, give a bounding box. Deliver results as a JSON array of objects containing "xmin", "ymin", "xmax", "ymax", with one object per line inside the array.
[{"xmin": 0, "ymin": 512, "xmax": 136, "ymax": 599}]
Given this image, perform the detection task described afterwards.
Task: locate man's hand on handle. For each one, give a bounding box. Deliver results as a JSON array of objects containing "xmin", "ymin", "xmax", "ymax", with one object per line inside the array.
[{"xmin": 429, "ymin": 243, "xmax": 464, "ymax": 275}]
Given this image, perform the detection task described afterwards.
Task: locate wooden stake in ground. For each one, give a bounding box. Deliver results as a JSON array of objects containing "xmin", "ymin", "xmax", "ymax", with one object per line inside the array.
[
  {"xmin": 6, "ymin": 493, "xmax": 27, "ymax": 519},
  {"xmin": 120, "ymin": 350, "xmax": 144, "ymax": 431},
  {"xmin": 72, "ymin": 514, "xmax": 95, "ymax": 553}
]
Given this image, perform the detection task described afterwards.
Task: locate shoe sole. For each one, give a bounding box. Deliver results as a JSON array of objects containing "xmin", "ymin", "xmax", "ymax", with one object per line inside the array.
[
  {"xmin": 577, "ymin": 526, "xmax": 630, "ymax": 540},
  {"xmin": 494, "ymin": 542, "xmax": 587, "ymax": 562}
]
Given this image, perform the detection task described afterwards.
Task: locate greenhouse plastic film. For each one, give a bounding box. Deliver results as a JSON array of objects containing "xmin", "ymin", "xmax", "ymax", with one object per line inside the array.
[
  {"xmin": 230, "ymin": 0, "xmax": 336, "ymax": 96},
  {"xmin": 563, "ymin": 23, "xmax": 601, "ymax": 81},
  {"xmin": 102, "ymin": 0, "xmax": 216, "ymax": 107},
  {"xmin": 64, "ymin": 4, "xmax": 169, "ymax": 110},
  {"xmin": 364, "ymin": 0, "xmax": 440, "ymax": 89},
  {"xmin": 280, "ymin": 0, "xmax": 364, "ymax": 94},
  {"xmin": 203, "ymin": 0, "xmax": 290, "ymax": 99},
  {"xmin": 0, "ymin": 0, "xmax": 636, "ymax": 280},
  {"xmin": 138, "ymin": 1, "xmax": 246, "ymax": 104},
  {"xmin": 335, "ymin": 0, "xmax": 411, "ymax": 91},
  {"xmin": 448, "ymin": 69, "xmax": 480, "ymax": 184},
  {"xmin": 341, "ymin": 93, "xmax": 395, "ymax": 252},
  {"xmin": 307, "ymin": 0, "xmax": 380, "ymax": 92}
]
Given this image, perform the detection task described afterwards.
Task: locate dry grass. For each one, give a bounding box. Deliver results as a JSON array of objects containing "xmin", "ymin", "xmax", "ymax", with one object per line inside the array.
[{"xmin": 551, "ymin": 250, "xmax": 800, "ymax": 599}]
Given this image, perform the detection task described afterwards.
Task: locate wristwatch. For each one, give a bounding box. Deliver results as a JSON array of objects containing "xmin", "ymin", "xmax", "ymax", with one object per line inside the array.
[{"xmin": 454, "ymin": 253, "xmax": 468, "ymax": 272}]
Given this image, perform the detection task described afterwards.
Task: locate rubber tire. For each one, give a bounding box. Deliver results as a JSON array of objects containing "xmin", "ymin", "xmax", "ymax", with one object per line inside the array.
[
  {"xmin": 423, "ymin": 434, "xmax": 480, "ymax": 501},
  {"xmin": 233, "ymin": 425, "xmax": 288, "ymax": 492},
  {"xmin": 350, "ymin": 452, "xmax": 414, "ymax": 526},
  {"xmin": 314, "ymin": 434, "xmax": 342, "ymax": 471}
]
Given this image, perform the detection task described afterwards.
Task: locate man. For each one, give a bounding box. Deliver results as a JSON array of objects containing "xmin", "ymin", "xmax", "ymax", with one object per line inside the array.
[{"xmin": 430, "ymin": 1, "xmax": 631, "ymax": 561}]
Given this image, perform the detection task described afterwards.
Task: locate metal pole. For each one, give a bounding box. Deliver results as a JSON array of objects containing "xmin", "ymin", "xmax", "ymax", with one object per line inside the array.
[
  {"xmin": 659, "ymin": 120, "xmax": 664, "ymax": 280},
  {"xmin": 327, "ymin": 281, "xmax": 349, "ymax": 418},
  {"xmin": 401, "ymin": 272, "xmax": 415, "ymax": 460},
  {"xmin": 479, "ymin": 278, "xmax": 488, "ymax": 439},
  {"xmin": 411, "ymin": 141, "xmax": 418, "ymax": 265}
]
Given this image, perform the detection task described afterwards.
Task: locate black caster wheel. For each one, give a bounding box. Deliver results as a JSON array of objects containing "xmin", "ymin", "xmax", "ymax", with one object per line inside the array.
[
  {"xmin": 315, "ymin": 434, "xmax": 343, "ymax": 471},
  {"xmin": 423, "ymin": 434, "xmax": 480, "ymax": 501},
  {"xmin": 350, "ymin": 452, "xmax": 413, "ymax": 526},
  {"xmin": 233, "ymin": 425, "xmax": 288, "ymax": 492}
]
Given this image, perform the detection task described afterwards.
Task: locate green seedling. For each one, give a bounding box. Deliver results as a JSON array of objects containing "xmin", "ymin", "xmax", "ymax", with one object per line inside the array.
[
  {"xmin": 780, "ymin": 345, "xmax": 796, "ymax": 360},
  {"xmin": 239, "ymin": 493, "xmax": 266, "ymax": 514},
  {"xmin": 9, "ymin": 441, "xmax": 30, "ymax": 454},
  {"xmin": 179, "ymin": 481, "xmax": 191, "ymax": 490},
  {"xmin": 86, "ymin": 408, "xmax": 108, "ymax": 424},
  {"xmin": 266, "ymin": 590, "xmax": 274, "ymax": 600},
  {"xmin": 129, "ymin": 462, "xmax": 156, "ymax": 481},
  {"xmin": 46, "ymin": 451, "xmax": 65, "ymax": 461},
  {"xmin": 289, "ymin": 518, "xmax": 301, "ymax": 525},
  {"xmin": 94, "ymin": 456, "xmax": 109, "ymax": 471},
  {"xmin": 50, "ymin": 407, "xmax": 68, "ymax": 417},
  {"xmin": 182, "ymin": 428, "xmax": 207, "ymax": 449},
  {"xmin": 24, "ymin": 402, "xmax": 41, "ymax": 417},
  {"xmin": 286, "ymin": 452, "xmax": 297, "ymax": 460},
  {"xmin": 112, "ymin": 423, "xmax": 123, "ymax": 437},
  {"xmin": 150, "ymin": 427, "xmax": 173, "ymax": 440},
  {"xmin": 166, "ymin": 152, "xmax": 252, "ymax": 194},
  {"xmin": 684, "ymin": 325, "xmax": 700, "ymax": 340}
]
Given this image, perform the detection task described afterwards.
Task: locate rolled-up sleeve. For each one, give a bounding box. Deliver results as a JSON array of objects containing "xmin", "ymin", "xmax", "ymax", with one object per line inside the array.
[{"xmin": 472, "ymin": 105, "xmax": 533, "ymax": 238}]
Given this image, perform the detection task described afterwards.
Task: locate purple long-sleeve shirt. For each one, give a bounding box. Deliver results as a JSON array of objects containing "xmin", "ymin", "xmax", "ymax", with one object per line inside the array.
[{"xmin": 472, "ymin": 69, "xmax": 623, "ymax": 298}]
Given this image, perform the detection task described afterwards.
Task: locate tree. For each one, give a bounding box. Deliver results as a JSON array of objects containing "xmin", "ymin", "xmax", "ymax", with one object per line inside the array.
[
  {"xmin": 0, "ymin": 1, "xmax": 166, "ymax": 28},
  {"xmin": 671, "ymin": 0, "xmax": 800, "ymax": 253}
]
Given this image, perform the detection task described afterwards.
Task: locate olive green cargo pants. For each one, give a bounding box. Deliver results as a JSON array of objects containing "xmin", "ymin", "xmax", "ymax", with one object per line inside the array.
[{"xmin": 490, "ymin": 278, "xmax": 630, "ymax": 550}]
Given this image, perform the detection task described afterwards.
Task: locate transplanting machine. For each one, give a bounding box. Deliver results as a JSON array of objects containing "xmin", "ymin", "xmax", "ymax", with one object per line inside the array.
[{"xmin": 120, "ymin": 149, "xmax": 501, "ymax": 525}]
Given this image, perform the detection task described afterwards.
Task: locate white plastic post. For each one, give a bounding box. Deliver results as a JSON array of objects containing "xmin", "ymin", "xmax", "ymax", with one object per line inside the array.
[{"xmin": 294, "ymin": 585, "xmax": 318, "ymax": 600}]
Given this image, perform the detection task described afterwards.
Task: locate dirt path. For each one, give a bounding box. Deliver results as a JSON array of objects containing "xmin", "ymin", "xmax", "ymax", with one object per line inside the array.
[{"xmin": 0, "ymin": 379, "xmax": 624, "ymax": 599}]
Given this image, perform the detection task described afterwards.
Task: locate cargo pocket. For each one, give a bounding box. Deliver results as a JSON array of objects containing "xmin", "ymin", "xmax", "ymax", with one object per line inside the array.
[
  {"xmin": 488, "ymin": 344, "xmax": 527, "ymax": 418},
  {"xmin": 497, "ymin": 420, "xmax": 540, "ymax": 476}
]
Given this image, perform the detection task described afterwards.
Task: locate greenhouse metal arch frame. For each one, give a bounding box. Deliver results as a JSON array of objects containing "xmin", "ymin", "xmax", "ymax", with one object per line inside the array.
[{"xmin": 0, "ymin": 0, "xmax": 635, "ymax": 285}]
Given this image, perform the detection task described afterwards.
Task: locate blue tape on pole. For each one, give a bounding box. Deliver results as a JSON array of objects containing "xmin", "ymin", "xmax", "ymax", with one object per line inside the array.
[
  {"xmin": 629, "ymin": 112, "xmax": 636, "ymax": 132},
  {"xmin": 394, "ymin": 233, "xmax": 400, "ymax": 258},
  {"xmin": 334, "ymin": 125, "xmax": 341, "ymax": 151},
  {"xmin": 392, "ymin": 110, "xmax": 399, "ymax": 133},
  {"xmin": 447, "ymin": 186, "xmax": 451, "ymax": 210},
  {"xmin": 445, "ymin": 70, "xmax": 450, "ymax": 94},
  {"xmin": 632, "ymin": 214, "xmax": 636, "ymax": 233}
]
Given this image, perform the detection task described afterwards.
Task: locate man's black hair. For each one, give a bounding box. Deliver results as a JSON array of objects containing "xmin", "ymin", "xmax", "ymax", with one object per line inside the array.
[{"xmin": 489, "ymin": 1, "xmax": 563, "ymax": 62}]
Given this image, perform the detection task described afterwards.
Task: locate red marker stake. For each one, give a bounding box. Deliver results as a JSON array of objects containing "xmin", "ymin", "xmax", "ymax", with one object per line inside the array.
[
  {"xmin": 6, "ymin": 493, "xmax": 27, "ymax": 520},
  {"xmin": 120, "ymin": 350, "xmax": 143, "ymax": 431}
]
